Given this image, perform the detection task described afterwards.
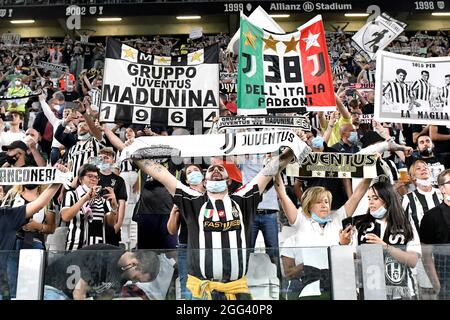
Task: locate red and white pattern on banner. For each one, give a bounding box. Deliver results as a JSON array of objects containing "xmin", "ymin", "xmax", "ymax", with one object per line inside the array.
[{"xmin": 298, "ymin": 15, "xmax": 336, "ymax": 111}]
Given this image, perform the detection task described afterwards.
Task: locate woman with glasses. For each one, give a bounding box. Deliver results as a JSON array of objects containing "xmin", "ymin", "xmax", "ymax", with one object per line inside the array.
[{"xmin": 61, "ymin": 163, "xmax": 118, "ymax": 251}]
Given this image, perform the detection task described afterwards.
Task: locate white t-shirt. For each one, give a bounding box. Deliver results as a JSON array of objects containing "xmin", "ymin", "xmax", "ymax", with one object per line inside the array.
[{"xmin": 291, "ymin": 206, "xmax": 347, "ymax": 247}]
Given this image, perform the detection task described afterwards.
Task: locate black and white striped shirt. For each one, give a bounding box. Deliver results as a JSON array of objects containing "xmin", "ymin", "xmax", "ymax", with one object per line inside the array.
[
  {"xmin": 383, "ymin": 80, "xmax": 410, "ymax": 104},
  {"xmin": 67, "ymin": 136, "xmax": 105, "ymax": 178},
  {"xmin": 333, "ymin": 65, "xmax": 347, "ymax": 80},
  {"xmin": 363, "ymin": 69, "xmax": 376, "ymax": 85},
  {"xmin": 411, "ymin": 79, "xmax": 431, "ymax": 101},
  {"xmin": 63, "ymin": 188, "xmax": 111, "ymax": 251},
  {"xmin": 441, "ymin": 85, "xmax": 450, "ymax": 101},
  {"xmin": 402, "ymin": 187, "xmax": 443, "ymax": 234},
  {"xmin": 88, "ymin": 88, "xmax": 101, "ymax": 112},
  {"xmin": 174, "ymin": 181, "xmax": 261, "ymax": 282}
]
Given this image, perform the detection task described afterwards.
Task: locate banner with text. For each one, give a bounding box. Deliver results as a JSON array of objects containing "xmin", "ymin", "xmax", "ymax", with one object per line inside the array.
[
  {"xmin": 36, "ymin": 61, "xmax": 69, "ymax": 73},
  {"xmin": 100, "ymin": 38, "xmax": 220, "ymax": 128},
  {"xmin": 286, "ymin": 152, "xmax": 377, "ymax": 178},
  {"xmin": 375, "ymin": 51, "xmax": 450, "ymax": 125},
  {"xmin": 237, "ymin": 14, "xmax": 335, "ymax": 115},
  {"xmin": 351, "ymin": 12, "xmax": 407, "ymax": 62},
  {"xmin": 120, "ymin": 130, "xmax": 311, "ymax": 165},
  {"xmin": 217, "ymin": 115, "xmax": 311, "ymax": 132},
  {"xmin": 0, "ymin": 167, "xmax": 73, "ymax": 185}
]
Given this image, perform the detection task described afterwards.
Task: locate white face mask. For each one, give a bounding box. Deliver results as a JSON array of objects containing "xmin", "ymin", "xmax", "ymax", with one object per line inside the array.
[
  {"xmin": 15, "ymin": 80, "xmax": 22, "ymax": 86},
  {"xmin": 416, "ymin": 177, "xmax": 433, "ymax": 187},
  {"xmin": 370, "ymin": 206, "xmax": 387, "ymax": 219}
]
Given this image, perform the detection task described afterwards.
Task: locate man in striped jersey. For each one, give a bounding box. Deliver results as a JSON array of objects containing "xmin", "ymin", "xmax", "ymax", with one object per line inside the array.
[
  {"xmin": 332, "ymin": 58, "xmax": 348, "ymax": 82},
  {"xmin": 383, "ymin": 68, "xmax": 411, "ymax": 106},
  {"xmin": 439, "ymin": 74, "xmax": 450, "ymax": 106},
  {"xmin": 132, "ymin": 146, "xmax": 299, "ymax": 300},
  {"xmin": 411, "ymin": 70, "xmax": 432, "ymax": 110}
]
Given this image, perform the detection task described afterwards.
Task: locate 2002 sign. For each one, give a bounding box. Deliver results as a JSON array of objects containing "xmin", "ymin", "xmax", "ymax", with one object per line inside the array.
[{"xmin": 220, "ymin": 304, "xmax": 272, "ymax": 315}]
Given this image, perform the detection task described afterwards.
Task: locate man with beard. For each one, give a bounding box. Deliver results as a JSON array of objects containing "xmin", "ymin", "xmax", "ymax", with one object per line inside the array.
[{"xmin": 405, "ymin": 134, "xmax": 450, "ymax": 183}]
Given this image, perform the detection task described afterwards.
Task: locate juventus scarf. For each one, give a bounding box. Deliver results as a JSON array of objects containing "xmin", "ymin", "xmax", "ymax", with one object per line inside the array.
[
  {"xmin": 120, "ymin": 130, "xmax": 311, "ymax": 164},
  {"xmin": 0, "ymin": 167, "xmax": 73, "ymax": 185},
  {"xmin": 217, "ymin": 115, "xmax": 311, "ymax": 132},
  {"xmin": 0, "ymin": 88, "xmax": 43, "ymax": 101}
]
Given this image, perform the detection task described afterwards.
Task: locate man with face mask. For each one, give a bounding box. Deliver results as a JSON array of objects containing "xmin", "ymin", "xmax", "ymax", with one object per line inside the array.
[
  {"xmin": 1, "ymin": 140, "xmax": 28, "ymax": 168},
  {"xmin": 330, "ymin": 124, "xmax": 361, "ymax": 154},
  {"xmin": 131, "ymin": 141, "xmax": 304, "ymax": 300}
]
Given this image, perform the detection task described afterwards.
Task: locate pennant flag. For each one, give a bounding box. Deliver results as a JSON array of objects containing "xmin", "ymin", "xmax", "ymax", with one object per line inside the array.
[
  {"xmin": 237, "ymin": 14, "xmax": 335, "ymax": 115},
  {"xmin": 227, "ymin": 5, "xmax": 284, "ymax": 55},
  {"xmin": 351, "ymin": 12, "xmax": 407, "ymax": 62},
  {"xmin": 100, "ymin": 38, "xmax": 219, "ymax": 128}
]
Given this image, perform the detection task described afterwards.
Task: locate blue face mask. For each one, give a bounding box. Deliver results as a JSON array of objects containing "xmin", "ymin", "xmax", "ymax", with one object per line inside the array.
[
  {"xmin": 348, "ymin": 131, "xmax": 358, "ymax": 144},
  {"xmin": 370, "ymin": 206, "xmax": 387, "ymax": 219},
  {"xmin": 206, "ymin": 180, "xmax": 227, "ymax": 193},
  {"xmin": 98, "ymin": 163, "xmax": 111, "ymax": 172},
  {"xmin": 187, "ymin": 171, "xmax": 203, "ymax": 185},
  {"xmin": 311, "ymin": 212, "xmax": 333, "ymax": 225},
  {"xmin": 311, "ymin": 136, "xmax": 324, "ymax": 149},
  {"xmin": 446, "ymin": 195, "xmax": 450, "ymax": 202}
]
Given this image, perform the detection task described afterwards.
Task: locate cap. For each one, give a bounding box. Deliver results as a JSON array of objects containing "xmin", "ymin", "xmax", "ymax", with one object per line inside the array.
[
  {"xmin": 2, "ymin": 140, "xmax": 28, "ymax": 152},
  {"xmin": 360, "ymin": 131, "xmax": 385, "ymax": 149}
]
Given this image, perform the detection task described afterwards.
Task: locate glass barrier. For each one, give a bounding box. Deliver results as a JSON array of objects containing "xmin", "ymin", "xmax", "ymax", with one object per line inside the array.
[
  {"xmin": 0, "ymin": 250, "xmax": 20, "ymax": 300},
  {"xmin": 2, "ymin": 243, "xmax": 450, "ymax": 300}
]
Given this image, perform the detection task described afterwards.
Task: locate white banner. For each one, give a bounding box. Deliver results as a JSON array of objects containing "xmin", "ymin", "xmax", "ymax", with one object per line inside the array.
[
  {"xmin": 1, "ymin": 33, "xmax": 20, "ymax": 45},
  {"xmin": 189, "ymin": 27, "xmax": 203, "ymax": 40},
  {"xmin": 120, "ymin": 130, "xmax": 311, "ymax": 164},
  {"xmin": 375, "ymin": 51, "xmax": 450, "ymax": 125},
  {"xmin": 351, "ymin": 13, "xmax": 407, "ymax": 62},
  {"xmin": 0, "ymin": 167, "xmax": 73, "ymax": 185},
  {"xmin": 217, "ymin": 116, "xmax": 311, "ymax": 132},
  {"xmin": 36, "ymin": 61, "xmax": 69, "ymax": 73}
]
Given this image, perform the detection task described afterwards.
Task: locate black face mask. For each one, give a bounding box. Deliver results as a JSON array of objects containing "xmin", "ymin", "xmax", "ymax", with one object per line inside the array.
[
  {"xmin": 6, "ymin": 155, "xmax": 18, "ymax": 165},
  {"xmin": 24, "ymin": 184, "xmax": 39, "ymax": 190}
]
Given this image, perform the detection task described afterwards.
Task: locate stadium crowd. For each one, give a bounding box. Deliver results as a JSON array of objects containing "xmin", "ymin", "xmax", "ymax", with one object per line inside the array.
[{"xmin": 0, "ymin": 26, "xmax": 449, "ymax": 300}]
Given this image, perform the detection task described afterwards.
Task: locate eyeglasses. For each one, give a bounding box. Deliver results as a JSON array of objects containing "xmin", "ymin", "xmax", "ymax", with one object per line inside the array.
[
  {"xmin": 121, "ymin": 263, "xmax": 138, "ymax": 272},
  {"xmin": 440, "ymin": 181, "xmax": 450, "ymax": 186},
  {"xmin": 85, "ymin": 174, "xmax": 99, "ymax": 180}
]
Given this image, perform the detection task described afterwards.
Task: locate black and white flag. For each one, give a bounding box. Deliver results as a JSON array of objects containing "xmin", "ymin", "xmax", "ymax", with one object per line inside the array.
[
  {"xmin": 286, "ymin": 153, "xmax": 377, "ymax": 178},
  {"xmin": 375, "ymin": 51, "xmax": 450, "ymax": 125},
  {"xmin": 100, "ymin": 38, "xmax": 220, "ymax": 128},
  {"xmin": 351, "ymin": 13, "xmax": 407, "ymax": 62},
  {"xmin": 217, "ymin": 115, "xmax": 311, "ymax": 132},
  {"xmin": 0, "ymin": 167, "xmax": 73, "ymax": 185}
]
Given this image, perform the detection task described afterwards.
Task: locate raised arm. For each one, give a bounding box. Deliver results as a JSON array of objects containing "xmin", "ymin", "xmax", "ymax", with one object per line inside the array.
[
  {"xmin": 343, "ymin": 178, "xmax": 372, "ymax": 217},
  {"xmin": 133, "ymin": 159, "xmax": 178, "ymax": 196},
  {"xmin": 102, "ymin": 124, "xmax": 126, "ymax": 151},
  {"xmin": 26, "ymin": 184, "xmax": 61, "ymax": 218},
  {"xmin": 335, "ymin": 93, "xmax": 351, "ymax": 120},
  {"xmin": 274, "ymin": 173, "xmax": 298, "ymax": 225},
  {"xmin": 78, "ymin": 99, "xmax": 102, "ymax": 141}
]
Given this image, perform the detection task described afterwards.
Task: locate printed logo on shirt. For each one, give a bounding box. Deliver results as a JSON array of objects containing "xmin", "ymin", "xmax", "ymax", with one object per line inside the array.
[
  {"xmin": 218, "ymin": 209, "xmax": 225, "ymax": 218},
  {"xmin": 204, "ymin": 209, "xmax": 214, "ymax": 219},
  {"xmin": 231, "ymin": 206, "xmax": 239, "ymax": 218},
  {"xmin": 385, "ymin": 255, "xmax": 406, "ymax": 284},
  {"xmin": 203, "ymin": 219, "xmax": 241, "ymax": 232}
]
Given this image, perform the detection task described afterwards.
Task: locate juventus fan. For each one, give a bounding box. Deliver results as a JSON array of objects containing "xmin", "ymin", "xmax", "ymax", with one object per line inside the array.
[
  {"xmin": 131, "ymin": 140, "xmax": 306, "ymax": 300},
  {"xmin": 61, "ymin": 164, "xmax": 118, "ymax": 251},
  {"xmin": 55, "ymin": 98, "xmax": 105, "ymax": 179},
  {"xmin": 410, "ymin": 70, "xmax": 432, "ymax": 110},
  {"xmin": 383, "ymin": 68, "xmax": 411, "ymax": 105}
]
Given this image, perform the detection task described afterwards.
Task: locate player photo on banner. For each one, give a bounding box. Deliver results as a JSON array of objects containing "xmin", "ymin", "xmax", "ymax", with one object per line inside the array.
[
  {"xmin": 375, "ymin": 51, "xmax": 450, "ymax": 126},
  {"xmin": 351, "ymin": 13, "xmax": 406, "ymax": 62}
]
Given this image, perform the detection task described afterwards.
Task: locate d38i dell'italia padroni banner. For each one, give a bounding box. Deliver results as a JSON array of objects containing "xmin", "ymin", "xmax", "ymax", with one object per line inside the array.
[
  {"xmin": 237, "ymin": 14, "xmax": 336, "ymax": 115},
  {"xmin": 0, "ymin": 167, "xmax": 73, "ymax": 185},
  {"xmin": 375, "ymin": 51, "xmax": 450, "ymax": 126},
  {"xmin": 286, "ymin": 153, "xmax": 378, "ymax": 178},
  {"xmin": 100, "ymin": 38, "xmax": 219, "ymax": 128},
  {"xmin": 120, "ymin": 130, "xmax": 311, "ymax": 165}
]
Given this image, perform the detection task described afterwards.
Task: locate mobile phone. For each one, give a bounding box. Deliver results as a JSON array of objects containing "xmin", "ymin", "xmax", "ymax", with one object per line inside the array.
[{"xmin": 341, "ymin": 217, "xmax": 354, "ymax": 230}]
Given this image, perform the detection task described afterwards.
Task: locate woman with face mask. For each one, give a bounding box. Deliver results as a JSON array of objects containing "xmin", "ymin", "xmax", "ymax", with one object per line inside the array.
[
  {"xmin": 350, "ymin": 177, "xmax": 421, "ymax": 299},
  {"xmin": 402, "ymin": 160, "xmax": 443, "ymax": 299},
  {"xmin": 2, "ymin": 184, "xmax": 56, "ymax": 299},
  {"xmin": 167, "ymin": 164, "xmax": 205, "ymax": 300}
]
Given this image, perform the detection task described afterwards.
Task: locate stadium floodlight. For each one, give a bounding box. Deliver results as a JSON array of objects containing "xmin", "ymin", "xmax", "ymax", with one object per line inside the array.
[
  {"xmin": 431, "ymin": 12, "xmax": 450, "ymax": 16},
  {"xmin": 344, "ymin": 13, "xmax": 369, "ymax": 17},
  {"xmin": 176, "ymin": 16, "xmax": 201, "ymax": 20},
  {"xmin": 11, "ymin": 20, "xmax": 35, "ymax": 24},
  {"xmin": 269, "ymin": 14, "xmax": 290, "ymax": 18},
  {"xmin": 97, "ymin": 17, "xmax": 122, "ymax": 22}
]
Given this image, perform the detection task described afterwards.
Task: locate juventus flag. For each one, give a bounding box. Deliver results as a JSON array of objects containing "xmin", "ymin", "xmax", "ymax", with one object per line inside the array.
[
  {"xmin": 237, "ymin": 14, "xmax": 335, "ymax": 115},
  {"xmin": 286, "ymin": 153, "xmax": 378, "ymax": 179},
  {"xmin": 351, "ymin": 12, "xmax": 407, "ymax": 62},
  {"xmin": 100, "ymin": 38, "xmax": 219, "ymax": 128}
]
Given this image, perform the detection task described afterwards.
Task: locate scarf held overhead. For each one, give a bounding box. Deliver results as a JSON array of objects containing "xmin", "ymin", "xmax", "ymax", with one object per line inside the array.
[{"xmin": 120, "ymin": 130, "xmax": 311, "ymax": 164}]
